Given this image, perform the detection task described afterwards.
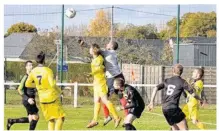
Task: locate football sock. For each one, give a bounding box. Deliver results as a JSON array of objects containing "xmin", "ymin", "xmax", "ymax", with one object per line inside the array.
[
  {"xmin": 196, "ymin": 122, "xmax": 205, "ymax": 130},
  {"xmin": 11, "ymin": 117, "xmax": 29, "ymax": 123},
  {"xmin": 106, "ymin": 101, "xmax": 119, "ymax": 119},
  {"xmin": 93, "ymin": 102, "xmax": 101, "ymax": 121},
  {"xmin": 120, "ymin": 97, "xmax": 128, "ymax": 116},
  {"xmin": 103, "ymin": 104, "xmax": 110, "ymax": 118},
  {"xmin": 125, "ymin": 123, "xmax": 136, "ymax": 130},
  {"xmin": 29, "ymin": 120, "xmax": 38, "ymax": 130}
]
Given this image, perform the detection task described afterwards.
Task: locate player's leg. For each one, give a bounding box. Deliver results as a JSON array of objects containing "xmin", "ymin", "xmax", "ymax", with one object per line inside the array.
[
  {"xmin": 7, "ymin": 100, "xmax": 30, "ymax": 130},
  {"xmin": 28, "ymin": 103, "xmax": 39, "ymax": 130},
  {"xmin": 101, "ymin": 94, "xmax": 121, "ymax": 128},
  {"xmin": 7, "ymin": 117, "xmax": 29, "ymax": 130},
  {"xmin": 48, "ymin": 119, "xmax": 55, "ymax": 130},
  {"xmin": 163, "ymin": 108, "xmax": 187, "ymax": 131},
  {"xmin": 102, "ymin": 103, "xmax": 112, "ymax": 126},
  {"xmin": 119, "ymin": 97, "xmax": 128, "ymax": 116},
  {"xmin": 29, "ymin": 114, "xmax": 39, "ymax": 130},
  {"xmin": 102, "ymin": 78, "xmax": 114, "ymax": 121},
  {"xmin": 124, "ymin": 114, "xmax": 137, "ymax": 130},
  {"xmin": 191, "ymin": 106, "xmax": 205, "ymax": 129},
  {"xmin": 93, "ymin": 96, "xmax": 101, "ymax": 122},
  {"xmin": 171, "ymin": 124, "xmax": 180, "ymax": 130},
  {"xmin": 52, "ymin": 99, "xmax": 65, "ymax": 130},
  {"xmin": 175, "ymin": 108, "xmax": 188, "ymax": 130},
  {"xmin": 55, "ymin": 117, "xmax": 65, "ymax": 130},
  {"xmin": 175, "ymin": 119, "xmax": 188, "ymax": 130},
  {"xmin": 182, "ymin": 104, "xmax": 189, "ymax": 120},
  {"xmin": 86, "ymin": 91, "xmax": 100, "ymax": 128}
]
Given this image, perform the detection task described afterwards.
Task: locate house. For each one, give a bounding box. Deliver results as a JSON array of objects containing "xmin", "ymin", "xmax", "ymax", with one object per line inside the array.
[{"xmin": 4, "ymin": 33, "xmax": 36, "ymax": 61}]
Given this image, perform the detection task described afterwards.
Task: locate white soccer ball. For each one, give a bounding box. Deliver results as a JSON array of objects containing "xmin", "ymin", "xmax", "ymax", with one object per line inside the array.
[{"xmin": 65, "ymin": 8, "xmax": 76, "ymax": 18}]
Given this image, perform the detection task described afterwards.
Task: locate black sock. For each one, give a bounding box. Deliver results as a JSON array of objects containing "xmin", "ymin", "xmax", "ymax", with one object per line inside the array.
[
  {"xmin": 11, "ymin": 117, "xmax": 29, "ymax": 123},
  {"xmin": 29, "ymin": 120, "xmax": 38, "ymax": 130},
  {"xmin": 130, "ymin": 124, "xmax": 136, "ymax": 130},
  {"xmin": 125, "ymin": 123, "xmax": 136, "ymax": 130}
]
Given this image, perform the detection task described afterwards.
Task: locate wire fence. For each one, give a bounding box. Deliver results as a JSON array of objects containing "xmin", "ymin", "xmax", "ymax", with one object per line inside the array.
[
  {"xmin": 4, "ymin": 5, "xmax": 217, "ymax": 106},
  {"xmin": 4, "ymin": 82, "xmax": 217, "ymax": 106}
]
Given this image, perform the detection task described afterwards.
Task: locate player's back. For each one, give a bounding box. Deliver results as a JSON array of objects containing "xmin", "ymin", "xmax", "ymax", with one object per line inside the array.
[
  {"xmin": 160, "ymin": 76, "xmax": 192, "ymax": 109},
  {"xmin": 27, "ymin": 66, "xmax": 60, "ymax": 103},
  {"xmin": 100, "ymin": 49, "xmax": 121, "ymax": 78}
]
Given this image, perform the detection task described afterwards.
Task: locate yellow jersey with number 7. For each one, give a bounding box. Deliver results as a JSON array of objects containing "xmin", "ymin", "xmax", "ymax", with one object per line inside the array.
[{"xmin": 25, "ymin": 66, "xmax": 61, "ymax": 103}]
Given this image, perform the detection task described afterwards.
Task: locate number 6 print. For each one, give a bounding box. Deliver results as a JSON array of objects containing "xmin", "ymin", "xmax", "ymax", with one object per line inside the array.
[{"xmin": 166, "ymin": 85, "xmax": 176, "ymax": 95}]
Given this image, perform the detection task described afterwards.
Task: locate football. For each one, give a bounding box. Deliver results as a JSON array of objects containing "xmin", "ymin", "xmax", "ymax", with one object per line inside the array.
[{"xmin": 65, "ymin": 8, "xmax": 76, "ymax": 18}]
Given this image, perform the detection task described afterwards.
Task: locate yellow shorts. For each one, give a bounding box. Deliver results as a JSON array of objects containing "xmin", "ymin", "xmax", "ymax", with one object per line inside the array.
[
  {"xmin": 93, "ymin": 82, "xmax": 108, "ymax": 97},
  {"xmin": 40, "ymin": 98, "xmax": 66, "ymax": 121},
  {"xmin": 182, "ymin": 103, "xmax": 199, "ymax": 120}
]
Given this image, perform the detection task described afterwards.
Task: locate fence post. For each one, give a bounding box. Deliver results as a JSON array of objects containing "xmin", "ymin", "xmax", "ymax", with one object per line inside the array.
[
  {"xmin": 158, "ymin": 66, "xmax": 164, "ymax": 104},
  {"xmin": 140, "ymin": 65, "xmax": 146, "ymax": 102},
  {"xmin": 74, "ymin": 82, "xmax": 78, "ymax": 108},
  {"xmin": 4, "ymin": 58, "xmax": 7, "ymax": 104}
]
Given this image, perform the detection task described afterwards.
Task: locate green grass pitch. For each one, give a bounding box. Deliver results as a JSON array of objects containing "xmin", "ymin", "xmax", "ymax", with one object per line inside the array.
[{"xmin": 4, "ymin": 104, "xmax": 216, "ymax": 130}]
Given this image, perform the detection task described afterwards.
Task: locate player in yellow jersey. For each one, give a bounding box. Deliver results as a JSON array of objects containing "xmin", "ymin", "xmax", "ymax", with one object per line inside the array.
[
  {"xmin": 182, "ymin": 68, "xmax": 205, "ymax": 130},
  {"xmin": 25, "ymin": 51, "xmax": 65, "ymax": 130},
  {"xmin": 86, "ymin": 44, "xmax": 121, "ymax": 128}
]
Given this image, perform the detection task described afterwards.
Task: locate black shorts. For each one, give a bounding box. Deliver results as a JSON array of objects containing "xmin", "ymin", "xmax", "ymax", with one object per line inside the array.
[
  {"xmin": 162, "ymin": 108, "xmax": 185, "ymax": 126},
  {"xmin": 107, "ymin": 73, "xmax": 125, "ymax": 96},
  {"xmin": 129, "ymin": 107, "xmax": 144, "ymax": 118},
  {"xmin": 23, "ymin": 100, "xmax": 39, "ymax": 115}
]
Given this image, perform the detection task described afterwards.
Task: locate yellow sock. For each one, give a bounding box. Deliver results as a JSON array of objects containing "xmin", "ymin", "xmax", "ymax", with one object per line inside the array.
[
  {"xmin": 196, "ymin": 122, "xmax": 205, "ymax": 130},
  {"xmin": 48, "ymin": 120, "xmax": 55, "ymax": 130},
  {"xmin": 93, "ymin": 102, "xmax": 101, "ymax": 121},
  {"xmin": 106, "ymin": 101, "xmax": 119, "ymax": 119},
  {"xmin": 55, "ymin": 118, "xmax": 64, "ymax": 130}
]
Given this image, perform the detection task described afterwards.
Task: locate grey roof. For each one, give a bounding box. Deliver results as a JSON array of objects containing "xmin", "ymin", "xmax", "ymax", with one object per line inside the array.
[
  {"xmin": 4, "ymin": 33, "xmax": 36, "ymax": 58},
  {"xmin": 171, "ymin": 37, "xmax": 216, "ymax": 43},
  {"xmin": 5, "ymin": 33, "xmax": 164, "ymax": 64},
  {"xmin": 19, "ymin": 35, "xmax": 164, "ymax": 62}
]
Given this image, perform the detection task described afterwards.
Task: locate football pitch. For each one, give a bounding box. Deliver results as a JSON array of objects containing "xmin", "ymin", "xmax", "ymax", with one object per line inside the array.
[{"xmin": 4, "ymin": 105, "xmax": 216, "ymax": 130}]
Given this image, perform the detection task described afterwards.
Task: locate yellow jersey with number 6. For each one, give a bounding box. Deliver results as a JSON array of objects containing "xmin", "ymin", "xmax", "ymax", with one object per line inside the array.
[{"xmin": 25, "ymin": 66, "xmax": 61, "ymax": 103}]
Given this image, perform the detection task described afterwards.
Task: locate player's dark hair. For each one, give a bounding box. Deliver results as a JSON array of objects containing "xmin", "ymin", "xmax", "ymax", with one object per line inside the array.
[
  {"xmin": 111, "ymin": 41, "xmax": 118, "ymax": 50},
  {"xmin": 91, "ymin": 43, "xmax": 101, "ymax": 55},
  {"xmin": 196, "ymin": 68, "xmax": 204, "ymax": 79},
  {"xmin": 114, "ymin": 78, "xmax": 125, "ymax": 87},
  {"xmin": 36, "ymin": 51, "xmax": 45, "ymax": 64},
  {"xmin": 173, "ymin": 64, "xmax": 183, "ymax": 76},
  {"xmin": 25, "ymin": 60, "xmax": 32, "ymax": 66}
]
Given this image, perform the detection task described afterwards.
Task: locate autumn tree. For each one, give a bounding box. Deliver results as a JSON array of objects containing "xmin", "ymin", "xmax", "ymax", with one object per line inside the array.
[
  {"xmin": 159, "ymin": 11, "xmax": 216, "ymax": 39},
  {"xmin": 86, "ymin": 9, "xmax": 111, "ymax": 37},
  {"xmin": 160, "ymin": 42, "xmax": 173, "ymax": 65},
  {"xmin": 7, "ymin": 22, "xmax": 37, "ymax": 35},
  {"xmin": 116, "ymin": 24, "xmax": 158, "ymax": 39}
]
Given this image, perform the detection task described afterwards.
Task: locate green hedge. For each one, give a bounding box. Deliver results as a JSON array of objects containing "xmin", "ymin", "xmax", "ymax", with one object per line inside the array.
[
  {"xmin": 5, "ymin": 61, "xmax": 93, "ymax": 96},
  {"xmin": 5, "ymin": 61, "xmax": 91, "ymax": 82}
]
